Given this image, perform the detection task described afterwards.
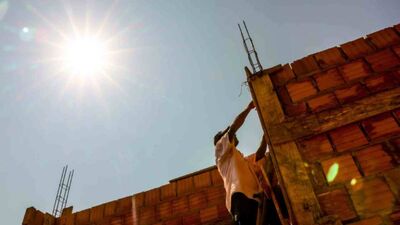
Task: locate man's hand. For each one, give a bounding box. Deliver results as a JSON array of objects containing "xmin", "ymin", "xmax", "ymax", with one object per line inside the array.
[
  {"xmin": 247, "ymin": 101, "xmax": 255, "ymax": 110},
  {"xmin": 228, "ymin": 101, "xmax": 256, "ymax": 141}
]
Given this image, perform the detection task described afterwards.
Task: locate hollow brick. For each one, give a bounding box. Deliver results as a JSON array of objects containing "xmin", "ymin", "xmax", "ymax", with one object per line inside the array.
[
  {"xmin": 317, "ymin": 188, "xmax": 357, "ymax": 221},
  {"xmin": 334, "ymin": 83, "xmax": 368, "ymax": 104},
  {"xmin": 286, "ymin": 80, "xmax": 317, "ymax": 102},
  {"xmin": 283, "ymin": 102, "xmax": 308, "ymax": 117},
  {"xmin": 139, "ymin": 206, "xmax": 156, "ymax": 225},
  {"xmin": 314, "ymin": 47, "xmax": 346, "ymax": 69},
  {"xmin": 339, "ymin": 60, "xmax": 371, "ymax": 82},
  {"xmin": 156, "ymin": 201, "xmax": 172, "ymax": 220},
  {"xmin": 307, "ymin": 93, "xmax": 339, "ymax": 113},
  {"xmin": 365, "ymin": 49, "xmax": 400, "ymax": 72},
  {"xmin": 314, "ymin": 68, "xmax": 345, "ymax": 91},
  {"xmin": 329, "ymin": 124, "xmax": 368, "ymax": 152},
  {"xmin": 367, "ymin": 27, "xmax": 400, "ymax": 49},
  {"xmin": 172, "ymin": 196, "xmax": 189, "ymax": 216},
  {"xmin": 340, "ymin": 38, "xmax": 375, "ymax": 60},
  {"xmin": 269, "ymin": 64, "xmax": 295, "ymax": 87},
  {"xmin": 298, "ymin": 134, "xmax": 333, "ymax": 161},
  {"xmin": 361, "ymin": 113, "xmax": 400, "ymax": 140},
  {"xmin": 355, "ymin": 145, "xmax": 394, "ymax": 176},
  {"xmin": 364, "ymin": 73, "xmax": 399, "ymax": 93},
  {"xmin": 193, "ymin": 171, "xmax": 211, "ymax": 189},
  {"xmin": 160, "ymin": 183, "xmax": 176, "ymax": 201},
  {"xmin": 144, "ymin": 188, "xmax": 160, "ymax": 206},
  {"xmin": 199, "ymin": 206, "xmax": 219, "ymax": 224},
  {"xmin": 291, "ymin": 55, "xmax": 320, "ymax": 76},
  {"xmin": 177, "ymin": 176, "xmax": 194, "ymax": 196},
  {"xmin": 188, "ymin": 191, "xmax": 207, "ymax": 211}
]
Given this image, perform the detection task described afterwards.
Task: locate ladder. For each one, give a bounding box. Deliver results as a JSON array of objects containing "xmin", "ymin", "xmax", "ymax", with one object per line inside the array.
[
  {"xmin": 238, "ymin": 21, "xmax": 263, "ymax": 74},
  {"xmin": 255, "ymin": 157, "xmax": 289, "ymax": 225},
  {"xmin": 52, "ymin": 165, "xmax": 74, "ymax": 217}
]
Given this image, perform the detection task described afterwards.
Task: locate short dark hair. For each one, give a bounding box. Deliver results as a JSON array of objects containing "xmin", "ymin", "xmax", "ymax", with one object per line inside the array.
[{"xmin": 214, "ymin": 126, "xmax": 230, "ymax": 145}]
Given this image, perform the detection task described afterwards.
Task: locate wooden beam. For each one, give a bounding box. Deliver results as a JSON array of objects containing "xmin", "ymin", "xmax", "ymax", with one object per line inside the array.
[
  {"xmin": 247, "ymin": 68, "xmax": 323, "ymax": 225},
  {"xmin": 269, "ymin": 87, "xmax": 400, "ymax": 144}
]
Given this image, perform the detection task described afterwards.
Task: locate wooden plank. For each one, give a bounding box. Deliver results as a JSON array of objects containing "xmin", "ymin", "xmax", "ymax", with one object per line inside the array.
[
  {"xmin": 269, "ymin": 87, "xmax": 400, "ymax": 144},
  {"xmin": 247, "ymin": 68, "xmax": 323, "ymax": 225}
]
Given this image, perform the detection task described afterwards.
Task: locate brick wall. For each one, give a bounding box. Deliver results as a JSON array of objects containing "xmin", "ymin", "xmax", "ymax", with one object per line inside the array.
[
  {"xmin": 255, "ymin": 24, "xmax": 400, "ymax": 224},
  {"xmin": 22, "ymin": 167, "xmax": 231, "ymax": 225}
]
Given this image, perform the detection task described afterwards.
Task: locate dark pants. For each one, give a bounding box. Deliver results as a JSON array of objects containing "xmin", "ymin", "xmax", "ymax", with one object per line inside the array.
[{"xmin": 231, "ymin": 192, "xmax": 259, "ymax": 225}]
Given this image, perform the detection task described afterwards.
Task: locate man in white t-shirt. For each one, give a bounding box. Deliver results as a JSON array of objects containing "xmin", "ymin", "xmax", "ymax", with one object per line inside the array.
[{"xmin": 214, "ymin": 101, "xmax": 270, "ymax": 225}]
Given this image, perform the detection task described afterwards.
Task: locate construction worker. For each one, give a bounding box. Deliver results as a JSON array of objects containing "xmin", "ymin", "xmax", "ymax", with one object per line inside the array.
[{"xmin": 214, "ymin": 101, "xmax": 270, "ymax": 225}]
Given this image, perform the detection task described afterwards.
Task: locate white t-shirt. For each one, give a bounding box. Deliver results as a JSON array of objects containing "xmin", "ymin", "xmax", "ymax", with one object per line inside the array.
[{"xmin": 215, "ymin": 133, "xmax": 262, "ymax": 212}]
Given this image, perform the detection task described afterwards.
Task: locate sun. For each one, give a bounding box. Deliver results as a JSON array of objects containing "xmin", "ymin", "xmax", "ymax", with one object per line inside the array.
[{"xmin": 62, "ymin": 36, "xmax": 109, "ymax": 77}]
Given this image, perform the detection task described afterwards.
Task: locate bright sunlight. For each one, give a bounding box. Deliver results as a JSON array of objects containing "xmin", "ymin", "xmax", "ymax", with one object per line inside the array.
[{"xmin": 62, "ymin": 36, "xmax": 109, "ymax": 77}]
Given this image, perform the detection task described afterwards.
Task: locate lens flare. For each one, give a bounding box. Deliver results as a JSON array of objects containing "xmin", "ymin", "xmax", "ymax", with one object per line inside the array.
[{"xmin": 326, "ymin": 163, "xmax": 339, "ymax": 183}]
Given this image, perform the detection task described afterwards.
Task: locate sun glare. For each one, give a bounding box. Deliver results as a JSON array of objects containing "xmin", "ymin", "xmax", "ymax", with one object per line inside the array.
[{"xmin": 62, "ymin": 37, "xmax": 109, "ymax": 77}]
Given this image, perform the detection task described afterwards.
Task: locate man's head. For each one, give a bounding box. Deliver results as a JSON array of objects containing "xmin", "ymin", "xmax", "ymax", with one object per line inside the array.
[{"xmin": 214, "ymin": 126, "xmax": 239, "ymax": 146}]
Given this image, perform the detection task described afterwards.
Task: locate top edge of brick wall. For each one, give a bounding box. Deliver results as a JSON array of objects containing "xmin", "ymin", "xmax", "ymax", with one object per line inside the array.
[{"xmin": 266, "ymin": 24, "xmax": 400, "ymax": 86}]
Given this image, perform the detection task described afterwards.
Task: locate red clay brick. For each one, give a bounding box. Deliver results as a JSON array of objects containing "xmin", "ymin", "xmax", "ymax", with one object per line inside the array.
[
  {"xmin": 144, "ymin": 188, "xmax": 160, "ymax": 206},
  {"xmin": 365, "ymin": 49, "xmax": 400, "ymax": 72},
  {"xmin": 390, "ymin": 137, "xmax": 400, "ymax": 151},
  {"xmin": 90, "ymin": 205, "xmax": 104, "ymax": 223},
  {"xmin": 364, "ymin": 73, "xmax": 399, "ymax": 93},
  {"xmin": 307, "ymin": 93, "xmax": 339, "ymax": 112},
  {"xmin": 314, "ymin": 47, "xmax": 347, "ymax": 69},
  {"xmin": 116, "ymin": 196, "xmax": 133, "ymax": 214},
  {"xmin": 339, "ymin": 60, "xmax": 371, "ymax": 82},
  {"xmin": 139, "ymin": 206, "xmax": 156, "ymax": 225},
  {"xmin": 367, "ymin": 28, "xmax": 400, "ymax": 49},
  {"xmin": 22, "ymin": 207, "xmax": 36, "ymax": 225},
  {"xmin": 286, "ymin": 80, "xmax": 317, "ymax": 102},
  {"xmin": 393, "ymin": 45, "xmax": 400, "ymax": 58},
  {"xmin": 361, "ymin": 113, "xmax": 400, "ymax": 140},
  {"xmin": 321, "ymin": 154, "xmax": 361, "ymax": 184},
  {"xmin": 334, "ymin": 83, "xmax": 368, "ymax": 104},
  {"xmin": 75, "ymin": 209, "xmax": 90, "ymax": 225},
  {"xmin": 164, "ymin": 218, "xmax": 182, "ymax": 225},
  {"xmin": 156, "ymin": 201, "xmax": 172, "ymax": 220},
  {"xmin": 217, "ymin": 204, "xmax": 230, "ymax": 219},
  {"xmin": 291, "ymin": 55, "xmax": 320, "ymax": 77},
  {"xmin": 283, "ymin": 102, "xmax": 308, "ymax": 117},
  {"xmin": 314, "ymin": 68, "xmax": 345, "ymax": 91},
  {"xmin": 104, "ymin": 201, "xmax": 117, "ymax": 217},
  {"xmin": 199, "ymin": 206, "xmax": 219, "ymax": 224},
  {"xmin": 193, "ymin": 172, "xmax": 211, "ymax": 189},
  {"xmin": 210, "ymin": 169, "xmax": 223, "ymax": 186},
  {"xmin": 383, "ymin": 167, "xmax": 400, "ymax": 200},
  {"xmin": 110, "ymin": 217, "xmax": 123, "ymax": 225},
  {"xmin": 160, "ymin": 183, "xmax": 176, "ymax": 201},
  {"xmin": 318, "ymin": 188, "xmax": 357, "ymax": 221},
  {"xmin": 298, "ymin": 134, "xmax": 333, "ymax": 161},
  {"xmin": 341, "ymin": 38, "xmax": 375, "ymax": 60},
  {"xmin": 355, "ymin": 145, "xmax": 394, "ymax": 176},
  {"xmin": 177, "ymin": 177, "xmax": 194, "ymax": 196},
  {"xmin": 32, "ymin": 211, "xmax": 44, "ymax": 225},
  {"xmin": 269, "ymin": 64, "xmax": 295, "ymax": 87},
  {"xmin": 182, "ymin": 212, "xmax": 201, "ymax": 225},
  {"xmin": 347, "ymin": 216, "xmax": 384, "ymax": 225},
  {"xmin": 172, "ymin": 196, "xmax": 189, "ymax": 216},
  {"xmin": 188, "ymin": 191, "xmax": 207, "ymax": 210},
  {"xmin": 349, "ymin": 178, "xmax": 396, "ymax": 217},
  {"xmin": 206, "ymin": 186, "xmax": 225, "ymax": 205},
  {"xmin": 395, "ymin": 24, "xmax": 400, "ymax": 33},
  {"xmin": 329, "ymin": 124, "xmax": 368, "ymax": 152}
]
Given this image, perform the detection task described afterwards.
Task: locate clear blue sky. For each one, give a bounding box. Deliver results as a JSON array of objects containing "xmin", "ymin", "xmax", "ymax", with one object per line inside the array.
[{"xmin": 0, "ymin": 0, "xmax": 399, "ymax": 224}]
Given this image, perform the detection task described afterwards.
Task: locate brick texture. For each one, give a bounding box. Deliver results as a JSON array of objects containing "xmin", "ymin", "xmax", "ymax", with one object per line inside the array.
[
  {"xmin": 349, "ymin": 178, "xmax": 396, "ymax": 216},
  {"xmin": 298, "ymin": 134, "xmax": 333, "ymax": 161},
  {"xmin": 347, "ymin": 216, "xmax": 384, "ymax": 225},
  {"xmin": 355, "ymin": 145, "xmax": 394, "ymax": 176},
  {"xmin": 307, "ymin": 93, "xmax": 339, "ymax": 112},
  {"xmin": 287, "ymin": 80, "xmax": 317, "ymax": 102},
  {"xmin": 172, "ymin": 196, "xmax": 189, "ymax": 216},
  {"xmin": 269, "ymin": 64, "xmax": 295, "ymax": 87},
  {"xmin": 329, "ymin": 124, "xmax": 368, "ymax": 152},
  {"xmin": 144, "ymin": 188, "xmax": 160, "ymax": 206},
  {"xmin": 321, "ymin": 154, "xmax": 361, "ymax": 184},
  {"xmin": 314, "ymin": 47, "xmax": 346, "ymax": 69},
  {"xmin": 193, "ymin": 172, "xmax": 211, "ymax": 189},
  {"xmin": 364, "ymin": 73, "xmax": 399, "ymax": 93},
  {"xmin": 160, "ymin": 183, "xmax": 177, "ymax": 201},
  {"xmin": 341, "ymin": 38, "xmax": 375, "ymax": 60},
  {"xmin": 362, "ymin": 113, "xmax": 400, "ymax": 140},
  {"xmin": 291, "ymin": 55, "xmax": 320, "ymax": 76},
  {"xmin": 177, "ymin": 177, "xmax": 194, "ymax": 196},
  {"xmin": 317, "ymin": 188, "xmax": 357, "ymax": 221},
  {"xmin": 334, "ymin": 83, "xmax": 368, "ymax": 104},
  {"xmin": 314, "ymin": 68, "xmax": 344, "ymax": 91},
  {"xmin": 199, "ymin": 206, "xmax": 219, "ymax": 224},
  {"xmin": 367, "ymin": 28, "xmax": 400, "ymax": 49},
  {"xmin": 365, "ymin": 49, "xmax": 400, "ymax": 72},
  {"xmin": 339, "ymin": 60, "xmax": 371, "ymax": 82},
  {"xmin": 189, "ymin": 191, "xmax": 208, "ymax": 211}
]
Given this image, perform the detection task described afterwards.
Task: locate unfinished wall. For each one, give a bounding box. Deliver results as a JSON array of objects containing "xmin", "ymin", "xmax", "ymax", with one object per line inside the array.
[
  {"xmin": 248, "ymin": 24, "xmax": 400, "ymax": 224},
  {"xmin": 22, "ymin": 167, "xmax": 231, "ymax": 225}
]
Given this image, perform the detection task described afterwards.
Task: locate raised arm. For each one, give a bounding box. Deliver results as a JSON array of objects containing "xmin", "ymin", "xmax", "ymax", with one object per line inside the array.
[
  {"xmin": 255, "ymin": 134, "xmax": 267, "ymax": 161},
  {"xmin": 228, "ymin": 101, "xmax": 255, "ymax": 141}
]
